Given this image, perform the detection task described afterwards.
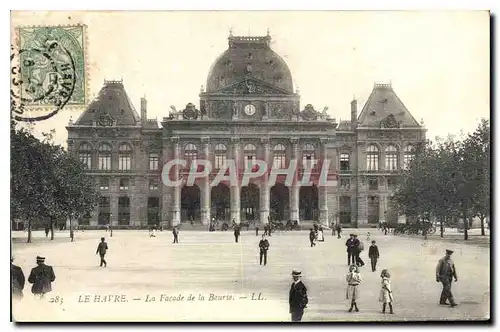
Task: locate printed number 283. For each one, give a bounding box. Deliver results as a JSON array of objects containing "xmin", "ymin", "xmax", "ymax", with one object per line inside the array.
[{"xmin": 49, "ymin": 296, "xmax": 64, "ymax": 305}]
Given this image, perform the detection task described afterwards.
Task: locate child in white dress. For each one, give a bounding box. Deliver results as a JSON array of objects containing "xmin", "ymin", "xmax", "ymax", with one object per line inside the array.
[{"xmin": 379, "ymin": 269, "xmax": 394, "ymax": 314}]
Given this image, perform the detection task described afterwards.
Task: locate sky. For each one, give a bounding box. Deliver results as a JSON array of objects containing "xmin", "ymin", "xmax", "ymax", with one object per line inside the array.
[{"xmin": 11, "ymin": 11, "xmax": 490, "ymax": 147}]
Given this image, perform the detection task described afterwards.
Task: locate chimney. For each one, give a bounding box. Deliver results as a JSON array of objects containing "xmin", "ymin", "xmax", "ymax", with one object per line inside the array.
[
  {"xmin": 350, "ymin": 98, "xmax": 357, "ymax": 129},
  {"xmin": 141, "ymin": 97, "xmax": 147, "ymax": 121}
]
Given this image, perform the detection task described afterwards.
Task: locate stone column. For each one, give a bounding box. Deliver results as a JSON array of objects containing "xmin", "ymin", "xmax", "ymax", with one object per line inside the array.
[
  {"xmin": 318, "ymin": 139, "xmax": 329, "ymax": 225},
  {"xmin": 200, "ymin": 137, "xmax": 211, "ymax": 225},
  {"xmin": 260, "ymin": 138, "xmax": 270, "ymax": 225},
  {"xmin": 379, "ymin": 195, "xmax": 386, "ymax": 224},
  {"xmin": 110, "ymin": 180, "xmax": 118, "ymax": 226},
  {"xmin": 230, "ymin": 137, "xmax": 241, "ymax": 224},
  {"xmin": 171, "ymin": 137, "xmax": 181, "ymax": 226},
  {"xmin": 290, "ymin": 138, "xmax": 300, "ymax": 222}
]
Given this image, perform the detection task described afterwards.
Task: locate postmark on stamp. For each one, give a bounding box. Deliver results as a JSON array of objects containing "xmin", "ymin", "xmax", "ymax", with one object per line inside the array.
[{"xmin": 11, "ymin": 25, "xmax": 87, "ymax": 122}]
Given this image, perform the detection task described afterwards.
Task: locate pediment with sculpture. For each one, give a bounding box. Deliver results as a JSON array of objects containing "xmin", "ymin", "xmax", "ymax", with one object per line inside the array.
[{"xmin": 209, "ymin": 76, "xmax": 294, "ymax": 96}]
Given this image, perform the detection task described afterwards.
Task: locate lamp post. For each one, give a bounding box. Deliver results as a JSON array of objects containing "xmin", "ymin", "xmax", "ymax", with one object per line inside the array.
[{"xmin": 109, "ymin": 213, "xmax": 113, "ymax": 237}]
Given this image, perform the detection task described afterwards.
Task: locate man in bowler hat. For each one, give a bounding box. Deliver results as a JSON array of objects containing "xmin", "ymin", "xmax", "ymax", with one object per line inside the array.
[
  {"xmin": 28, "ymin": 256, "xmax": 56, "ymax": 299},
  {"xmin": 289, "ymin": 269, "xmax": 308, "ymax": 322},
  {"xmin": 11, "ymin": 256, "xmax": 25, "ymax": 300},
  {"xmin": 436, "ymin": 249, "xmax": 458, "ymax": 307},
  {"xmin": 259, "ymin": 234, "xmax": 270, "ymax": 265},
  {"xmin": 345, "ymin": 234, "xmax": 357, "ymax": 265},
  {"xmin": 96, "ymin": 237, "xmax": 108, "ymax": 267}
]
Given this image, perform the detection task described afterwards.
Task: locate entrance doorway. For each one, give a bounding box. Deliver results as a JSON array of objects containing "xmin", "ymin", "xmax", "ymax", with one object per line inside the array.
[
  {"xmin": 181, "ymin": 185, "xmax": 201, "ymax": 222},
  {"xmin": 270, "ymin": 183, "xmax": 289, "ymax": 221}
]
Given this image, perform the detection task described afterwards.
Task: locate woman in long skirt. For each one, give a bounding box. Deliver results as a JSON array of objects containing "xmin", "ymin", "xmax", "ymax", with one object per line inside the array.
[
  {"xmin": 379, "ymin": 269, "xmax": 394, "ymax": 314},
  {"xmin": 346, "ymin": 264, "xmax": 362, "ymax": 312}
]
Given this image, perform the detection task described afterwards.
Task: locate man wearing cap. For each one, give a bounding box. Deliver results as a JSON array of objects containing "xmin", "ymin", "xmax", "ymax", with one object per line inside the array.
[
  {"xmin": 96, "ymin": 237, "xmax": 108, "ymax": 267},
  {"xmin": 289, "ymin": 270, "xmax": 308, "ymax": 322},
  {"xmin": 11, "ymin": 257, "xmax": 25, "ymax": 300},
  {"xmin": 258, "ymin": 234, "xmax": 270, "ymax": 266},
  {"xmin": 436, "ymin": 249, "xmax": 458, "ymax": 307},
  {"xmin": 28, "ymin": 256, "xmax": 56, "ymax": 299}
]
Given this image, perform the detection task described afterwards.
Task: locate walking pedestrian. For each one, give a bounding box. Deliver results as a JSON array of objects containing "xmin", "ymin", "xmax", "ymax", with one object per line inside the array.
[
  {"xmin": 173, "ymin": 226, "xmax": 179, "ymax": 243},
  {"xmin": 352, "ymin": 234, "xmax": 364, "ymax": 267},
  {"xmin": 11, "ymin": 257, "xmax": 25, "ymax": 301},
  {"xmin": 366, "ymin": 232, "xmax": 371, "ymax": 241},
  {"xmin": 28, "ymin": 256, "xmax": 56, "ymax": 299},
  {"xmin": 96, "ymin": 237, "xmax": 108, "ymax": 267},
  {"xmin": 336, "ymin": 223, "xmax": 342, "ymax": 239},
  {"xmin": 255, "ymin": 226, "xmax": 259, "ymax": 236},
  {"xmin": 368, "ymin": 240, "xmax": 380, "ymax": 272},
  {"xmin": 259, "ymin": 235, "xmax": 270, "ymax": 265},
  {"xmin": 289, "ymin": 270, "xmax": 308, "ymax": 322},
  {"xmin": 309, "ymin": 228, "xmax": 316, "ymax": 247},
  {"xmin": 44, "ymin": 225, "xmax": 50, "ymax": 238},
  {"xmin": 379, "ymin": 269, "xmax": 394, "ymax": 314},
  {"xmin": 234, "ymin": 224, "xmax": 240, "ymax": 243},
  {"xmin": 346, "ymin": 264, "xmax": 361, "ymax": 312},
  {"xmin": 317, "ymin": 226, "xmax": 325, "ymax": 242},
  {"xmin": 436, "ymin": 249, "xmax": 458, "ymax": 307}
]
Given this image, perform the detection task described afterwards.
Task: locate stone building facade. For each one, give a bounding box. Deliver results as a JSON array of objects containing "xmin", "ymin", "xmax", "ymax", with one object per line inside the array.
[{"xmin": 67, "ymin": 33, "xmax": 426, "ymax": 228}]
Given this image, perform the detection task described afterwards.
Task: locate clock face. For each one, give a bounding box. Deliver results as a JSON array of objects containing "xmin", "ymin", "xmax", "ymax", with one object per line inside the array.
[{"xmin": 244, "ymin": 104, "xmax": 256, "ymax": 116}]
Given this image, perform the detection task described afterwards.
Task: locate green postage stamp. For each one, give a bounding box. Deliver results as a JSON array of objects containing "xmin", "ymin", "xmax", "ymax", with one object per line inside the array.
[{"xmin": 16, "ymin": 25, "xmax": 87, "ymax": 110}]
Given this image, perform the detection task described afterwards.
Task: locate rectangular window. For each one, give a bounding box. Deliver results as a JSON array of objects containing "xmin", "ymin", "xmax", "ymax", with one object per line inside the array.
[
  {"xmin": 385, "ymin": 154, "xmax": 398, "ymax": 170},
  {"xmin": 99, "ymin": 178, "xmax": 109, "ymax": 190},
  {"xmin": 245, "ymin": 155, "xmax": 256, "ymax": 170},
  {"xmin": 368, "ymin": 178, "xmax": 378, "ymax": 190},
  {"xmin": 340, "ymin": 178, "xmax": 350, "ymax": 189},
  {"xmin": 149, "ymin": 153, "xmax": 159, "ymax": 170},
  {"xmin": 273, "ymin": 155, "xmax": 286, "ymax": 169},
  {"xmin": 119, "ymin": 155, "xmax": 131, "ymax": 170},
  {"xmin": 120, "ymin": 178, "xmax": 129, "ymax": 190},
  {"xmin": 79, "ymin": 153, "xmax": 92, "ymax": 169},
  {"xmin": 387, "ymin": 178, "xmax": 398, "ymax": 190},
  {"xmin": 340, "ymin": 153, "xmax": 350, "ymax": 171},
  {"xmin": 367, "ymin": 155, "xmax": 379, "ymax": 171},
  {"xmin": 98, "ymin": 155, "xmax": 111, "ymax": 170},
  {"xmin": 149, "ymin": 178, "xmax": 159, "ymax": 190},
  {"xmin": 403, "ymin": 154, "xmax": 414, "ymax": 170},
  {"xmin": 214, "ymin": 154, "xmax": 227, "ymax": 169},
  {"xmin": 302, "ymin": 154, "xmax": 315, "ymax": 169}
]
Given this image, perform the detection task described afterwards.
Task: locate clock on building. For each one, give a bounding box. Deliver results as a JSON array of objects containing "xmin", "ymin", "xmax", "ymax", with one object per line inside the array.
[{"xmin": 244, "ymin": 104, "xmax": 256, "ymax": 116}]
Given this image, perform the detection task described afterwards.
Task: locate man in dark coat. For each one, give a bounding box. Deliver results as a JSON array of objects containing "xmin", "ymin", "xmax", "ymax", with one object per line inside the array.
[
  {"xmin": 96, "ymin": 237, "xmax": 108, "ymax": 267},
  {"xmin": 308, "ymin": 228, "xmax": 316, "ymax": 247},
  {"xmin": 234, "ymin": 224, "xmax": 241, "ymax": 243},
  {"xmin": 352, "ymin": 234, "xmax": 364, "ymax": 266},
  {"xmin": 28, "ymin": 256, "xmax": 56, "ymax": 298},
  {"xmin": 336, "ymin": 223, "xmax": 342, "ymax": 239},
  {"xmin": 11, "ymin": 257, "xmax": 25, "ymax": 300},
  {"xmin": 259, "ymin": 235, "xmax": 270, "ymax": 266},
  {"xmin": 345, "ymin": 234, "xmax": 356, "ymax": 265},
  {"xmin": 368, "ymin": 240, "xmax": 380, "ymax": 272},
  {"xmin": 436, "ymin": 249, "xmax": 458, "ymax": 307},
  {"xmin": 172, "ymin": 226, "xmax": 179, "ymax": 243},
  {"xmin": 289, "ymin": 270, "xmax": 308, "ymax": 322}
]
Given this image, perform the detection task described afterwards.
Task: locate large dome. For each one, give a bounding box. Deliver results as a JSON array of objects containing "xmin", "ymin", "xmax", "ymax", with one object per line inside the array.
[{"xmin": 206, "ymin": 34, "xmax": 294, "ymax": 93}]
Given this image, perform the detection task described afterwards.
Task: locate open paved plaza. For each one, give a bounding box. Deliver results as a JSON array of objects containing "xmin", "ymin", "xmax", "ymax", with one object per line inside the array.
[{"xmin": 12, "ymin": 229, "xmax": 490, "ymax": 322}]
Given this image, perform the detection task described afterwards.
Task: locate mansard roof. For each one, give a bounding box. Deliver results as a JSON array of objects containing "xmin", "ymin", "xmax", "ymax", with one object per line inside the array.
[
  {"xmin": 74, "ymin": 80, "xmax": 141, "ymax": 126},
  {"xmin": 357, "ymin": 83, "xmax": 420, "ymax": 128}
]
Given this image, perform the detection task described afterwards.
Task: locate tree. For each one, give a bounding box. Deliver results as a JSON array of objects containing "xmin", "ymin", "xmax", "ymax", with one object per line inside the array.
[{"xmin": 11, "ymin": 124, "xmax": 99, "ymax": 243}]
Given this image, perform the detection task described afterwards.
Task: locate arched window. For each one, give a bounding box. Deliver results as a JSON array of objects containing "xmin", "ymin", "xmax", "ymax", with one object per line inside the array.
[
  {"xmin": 366, "ymin": 145, "xmax": 379, "ymax": 171},
  {"xmin": 273, "ymin": 144, "xmax": 287, "ymax": 169},
  {"xmin": 385, "ymin": 145, "xmax": 398, "ymax": 170},
  {"xmin": 118, "ymin": 143, "xmax": 132, "ymax": 171},
  {"xmin": 244, "ymin": 143, "xmax": 257, "ymax": 170},
  {"xmin": 184, "ymin": 143, "xmax": 198, "ymax": 165},
  {"xmin": 79, "ymin": 143, "xmax": 92, "ymax": 169},
  {"xmin": 302, "ymin": 143, "xmax": 316, "ymax": 169},
  {"xmin": 214, "ymin": 143, "xmax": 227, "ymax": 169},
  {"xmin": 98, "ymin": 143, "xmax": 112, "ymax": 170},
  {"xmin": 403, "ymin": 145, "xmax": 415, "ymax": 170}
]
